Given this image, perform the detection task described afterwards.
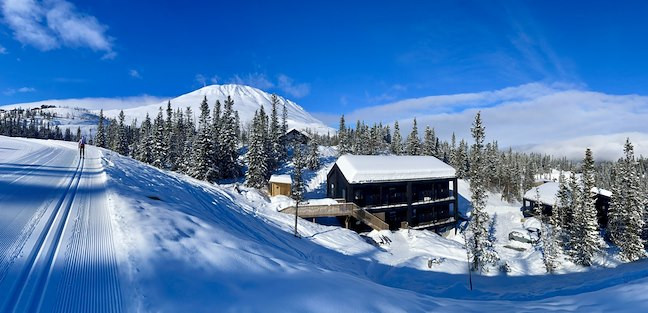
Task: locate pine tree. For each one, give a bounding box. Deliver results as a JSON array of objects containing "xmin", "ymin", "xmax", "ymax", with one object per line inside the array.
[
  {"xmin": 422, "ymin": 126, "xmax": 435, "ymax": 156},
  {"xmin": 180, "ymin": 107, "xmax": 195, "ymax": 173},
  {"xmin": 571, "ymin": 148, "xmax": 601, "ymax": 266},
  {"xmin": 291, "ymin": 144, "xmax": 305, "ymax": 202},
  {"xmin": 610, "ymin": 139, "xmax": 646, "ymax": 261},
  {"xmin": 390, "ymin": 121, "xmax": 403, "ymax": 155},
  {"xmin": 96, "ymin": 109, "xmax": 106, "ymax": 148},
  {"xmin": 465, "ymin": 112, "xmax": 498, "ymax": 272},
  {"xmin": 280, "ymin": 101, "xmax": 288, "ymax": 160},
  {"xmin": 152, "ymin": 108, "xmax": 167, "ymax": 168},
  {"xmin": 219, "ymin": 96, "xmax": 241, "ymax": 179},
  {"xmin": 165, "ymin": 101, "xmax": 176, "ymax": 169},
  {"xmin": 307, "ymin": 138, "xmax": 320, "ymax": 170},
  {"xmin": 269, "ymin": 95, "xmax": 282, "ymax": 170},
  {"xmin": 338, "ymin": 115, "xmax": 351, "ymax": 155},
  {"xmin": 406, "ymin": 118, "xmax": 421, "ymax": 155},
  {"xmin": 455, "ymin": 139, "xmax": 469, "ymax": 179},
  {"xmin": 246, "ymin": 109, "xmax": 269, "ymax": 188},
  {"xmin": 191, "ymin": 97, "xmax": 217, "ymax": 181},
  {"xmin": 116, "ymin": 110, "xmax": 129, "ymax": 155},
  {"xmin": 136, "ymin": 113, "xmax": 153, "ymax": 164}
]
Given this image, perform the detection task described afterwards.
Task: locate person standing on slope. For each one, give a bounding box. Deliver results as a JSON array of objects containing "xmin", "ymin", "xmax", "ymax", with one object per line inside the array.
[{"xmin": 78, "ymin": 136, "xmax": 86, "ymax": 158}]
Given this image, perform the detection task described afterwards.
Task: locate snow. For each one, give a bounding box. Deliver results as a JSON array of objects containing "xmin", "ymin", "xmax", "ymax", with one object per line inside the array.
[
  {"xmin": 524, "ymin": 182, "xmax": 614, "ymax": 206},
  {"xmin": 104, "ymin": 84, "xmax": 334, "ymax": 134},
  {"xmin": 269, "ymin": 174, "xmax": 292, "ymax": 184},
  {"xmin": 523, "ymin": 182, "xmax": 560, "ymax": 205},
  {"xmin": 334, "ymin": 154, "xmax": 456, "ymax": 184},
  {"xmin": 2, "ymin": 135, "xmax": 648, "ymax": 312}
]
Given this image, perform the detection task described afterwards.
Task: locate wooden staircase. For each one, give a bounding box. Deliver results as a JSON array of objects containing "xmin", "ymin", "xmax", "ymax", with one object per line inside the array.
[{"xmin": 280, "ymin": 202, "xmax": 389, "ymax": 231}]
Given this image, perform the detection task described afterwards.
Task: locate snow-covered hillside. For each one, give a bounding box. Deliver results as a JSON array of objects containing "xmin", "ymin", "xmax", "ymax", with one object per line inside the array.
[
  {"xmin": 1, "ymin": 84, "xmax": 334, "ymax": 136},
  {"xmin": 104, "ymin": 84, "xmax": 333, "ymax": 134},
  {"xmin": 3, "ymin": 136, "xmax": 648, "ymax": 311}
]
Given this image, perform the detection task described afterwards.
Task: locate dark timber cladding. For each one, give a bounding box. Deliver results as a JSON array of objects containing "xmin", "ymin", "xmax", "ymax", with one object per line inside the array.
[{"xmin": 327, "ymin": 155, "xmax": 459, "ymax": 231}]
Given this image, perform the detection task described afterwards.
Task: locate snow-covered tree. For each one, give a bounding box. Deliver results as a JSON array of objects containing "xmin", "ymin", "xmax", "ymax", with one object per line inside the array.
[
  {"xmin": 422, "ymin": 126, "xmax": 435, "ymax": 156},
  {"xmin": 337, "ymin": 115, "xmax": 351, "ymax": 155},
  {"xmin": 571, "ymin": 148, "xmax": 601, "ymax": 266},
  {"xmin": 191, "ymin": 97, "xmax": 217, "ymax": 181},
  {"xmin": 219, "ymin": 96, "xmax": 241, "ymax": 179},
  {"xmin": 465, "ymin": 112, "xmax": 499, "ymax": 272},
  {"xmin": 135, "ymin": 113, "xmax": 153, "ymax": 164},
  {"xmin": 609, "ymin": 139, "xmax": 646, "ymax": 261},
  {"xmin": 455, "ymin": 139, "xmax": 469, "ymax": 179},
  {"xmin": 96, "ymin": 109, "xmax": 106, "ymax": 148},
  {"xmin": 406, "ymin": 118, "xmax": 421, "ymax": 155},
  {"xmin": 246, "ymin": 109, "xmax": 269, "ymax": 188},
  {"xmin": 152, "ymin": 108, "xmax": 167, "ymax": 168},
  {"xmin": 115, "ymin": 110, "xmax": 129, "ymax": 155},
  {"xmin": 390, "ymin": 121, "xmax": 403, "ymax": 155},
  {"xmin": 307, "ymin": 138, "xmax": 320, "ymax": 170},
  {"xmin": 291, "ymin": 144, "xmax": 305, "ymax": 202},
  {"xmin": 268, "ymin": 95, "xmax": 282, "ymax": 171}
]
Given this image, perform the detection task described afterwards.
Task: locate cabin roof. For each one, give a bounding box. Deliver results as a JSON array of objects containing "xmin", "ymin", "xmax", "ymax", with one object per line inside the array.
[
  {"xmin": 523, "ymin": 182, "xmax": 613, "ymax": 205},
  {"xmin": 333, "ymin": 155, "xmax": 456, "ymax": 184},
  {"xmin": 269, "ymin": 174, "xmax": 292, "ymax": 184}
]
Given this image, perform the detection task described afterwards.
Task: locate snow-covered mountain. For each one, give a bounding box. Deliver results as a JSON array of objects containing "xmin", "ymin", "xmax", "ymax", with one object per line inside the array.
[{"xmin": 104, "ymin": 84, "xmax": 333, "ymax": 134}]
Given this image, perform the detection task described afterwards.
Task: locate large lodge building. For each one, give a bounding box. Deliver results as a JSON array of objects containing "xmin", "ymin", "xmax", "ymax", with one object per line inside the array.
[{"xmin": 326, "ymin": 155, "xmax": 459, "ymax": 231}]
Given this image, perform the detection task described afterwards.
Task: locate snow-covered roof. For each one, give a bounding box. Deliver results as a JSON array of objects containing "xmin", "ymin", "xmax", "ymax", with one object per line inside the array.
[
  {"xmin": 523, "ymin": 182, "xmax": 560, "ymax": 206},
  {"xmin": 333, "ymin": 155, "xmax": 456, "ymax": 184},
  {"xmin": 269, "ymin": 174, "xmax": 292, "ymax": 184},
  {"xmin": 591, "ymin": 187, "xmax": 612, "ymax": 198},
  {"xmin": 523, "ymin": 182, "xmax": 613, "ymax": 205}
]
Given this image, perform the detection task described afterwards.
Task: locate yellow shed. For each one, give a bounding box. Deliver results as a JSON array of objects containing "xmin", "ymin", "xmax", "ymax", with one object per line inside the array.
[{"xmin": 269, "ymin": 174, "xmax": 292, "ymax": 197}]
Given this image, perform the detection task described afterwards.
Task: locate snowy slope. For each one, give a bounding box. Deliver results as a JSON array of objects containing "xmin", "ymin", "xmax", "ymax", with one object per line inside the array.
[
  {"xmin": 2, "ymin": 136, "xmax": 648, "ymax": 312},
  {"xmin": 104, "ymin": 84, "xmax": 334, "ymax": 134}
]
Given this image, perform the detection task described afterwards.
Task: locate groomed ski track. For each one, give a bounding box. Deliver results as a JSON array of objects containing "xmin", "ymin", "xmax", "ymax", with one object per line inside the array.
[{"xmin": 0, "ymin": 137, "xmax": 122, "ymax": 313}]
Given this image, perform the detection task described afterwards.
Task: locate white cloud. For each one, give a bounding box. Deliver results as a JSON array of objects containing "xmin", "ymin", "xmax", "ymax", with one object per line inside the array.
[
  {"xmin": 0, "ymin": 95, "xmax": 166, "ymax": 110},
  {"xmin": 0, "ymin": 0, "xmax": 113, "ymax": 54},
  {"xmin": 0, "ymin": 44, "xmax": 7, "ymax": 54},
  {"xmin": 229, "ymin": 72, "xmax": 274, "ymax": 90},
  {"xmin": 277, "ymin": 74, "xmax": 310, "ymax": 98},
  {"xmin": 3, "ymin": 86, "xmax": 36, "ymax": 95},
  {"xmin": 129, "ymin": 69, "xmax": 141, "ymax": 79},
  {"xmin": 341, "ymin": 83, "xmax": 648, "ymax": 160}
]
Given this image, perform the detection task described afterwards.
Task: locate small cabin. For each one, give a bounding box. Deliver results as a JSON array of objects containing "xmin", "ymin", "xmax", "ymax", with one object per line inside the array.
[
  {"xmin": 327, "ymin": 155, "xmax": 458, "ymax": 231},
  {"xmin": 523, "ymin": 182, "xmax": 612, "ymax": 227},
  {"xmin": 281, "ymin": 128, "xmax": 310, "ymax": 146},
  {"xmin": 269, "ymin": 174, "xmax": 292, "ymax": 197}
]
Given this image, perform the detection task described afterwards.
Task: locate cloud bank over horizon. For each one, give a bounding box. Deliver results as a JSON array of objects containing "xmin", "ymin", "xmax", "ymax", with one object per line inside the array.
[{"xmin": 328, "ymin": 83, "xmax": 648, "ymax": 161}]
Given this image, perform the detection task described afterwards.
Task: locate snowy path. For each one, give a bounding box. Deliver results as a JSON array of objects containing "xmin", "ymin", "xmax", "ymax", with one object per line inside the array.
[{"xmin": 0, "ymin": 138, "xmax": 122, "ymax": 312}]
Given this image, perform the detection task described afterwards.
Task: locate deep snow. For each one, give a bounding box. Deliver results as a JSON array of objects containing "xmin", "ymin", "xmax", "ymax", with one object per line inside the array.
[{"xmin": 1, "ymin": 136, "xmax": 648, "ymax": 312}]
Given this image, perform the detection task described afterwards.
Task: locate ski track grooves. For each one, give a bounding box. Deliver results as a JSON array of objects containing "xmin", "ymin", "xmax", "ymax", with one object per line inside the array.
[{"xmin": 2, "ymin": 157, "xmax": 83, "ymax": 313}]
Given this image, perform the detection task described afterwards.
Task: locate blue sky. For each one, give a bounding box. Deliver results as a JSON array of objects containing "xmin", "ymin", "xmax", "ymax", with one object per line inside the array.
[{"xmin": 1, "ymin": 0, "xmax": 648, "ymax": 116}]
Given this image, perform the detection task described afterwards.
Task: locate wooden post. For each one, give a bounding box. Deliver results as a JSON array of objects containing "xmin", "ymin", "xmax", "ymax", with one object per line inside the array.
[{"xmin": 294, "ymin": 201, "xmax": 299, "ymax": 237}]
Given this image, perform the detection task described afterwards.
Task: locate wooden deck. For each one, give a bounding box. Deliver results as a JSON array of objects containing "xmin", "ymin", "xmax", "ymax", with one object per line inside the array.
[{"xmin": 280, "ymin": 203, "xmax": 389, "ymax": 231}]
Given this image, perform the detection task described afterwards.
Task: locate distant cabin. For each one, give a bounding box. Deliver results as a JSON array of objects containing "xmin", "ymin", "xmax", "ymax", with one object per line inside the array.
[
  {"xmin": 281, "ymin": 128, "xmax": 310, "ymax": 146},
  {"xmin": 523, "ymin": 182, "xmax": 612, "ymax": 227},
  {"xmin": 269, "ymin": 174, "xmax": 292, "ymax": 197},
  {"xmin": 327, "ymin": 155, "xmax": 459, "ymax": 231}
]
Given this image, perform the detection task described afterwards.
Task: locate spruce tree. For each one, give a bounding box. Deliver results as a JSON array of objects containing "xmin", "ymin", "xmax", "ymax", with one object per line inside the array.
[
  {"xmin": 152, "ymin": 108, "xmax": 167, "ymax": 168},
  {"xmin": 136, "ymin": 113, "xmax": 153, "ymax": 164},
  {"xmin": 292, "ymin": 144, "xmax": 305, "ymax": 202},
  {"xmin": 390, "ymin": 121, "xmax": 403, "ymax": 155},
  {"xmin": 406, "ymin": 118, "xmax": 421, "ymax": 155},
  {"xmin": 307, "ymin": 138, "xmax": 320, "ymax": 170},
  {"xmin": 246, "ymin": 109, "xmax": 269, "ymax": 188},
  {"xmin": 165, "ymin": 101, "xmax": 177, "ymax": 169},
  {"xmin": 269, "ymin": 95, "xmax": 282, "ymax": 170},
  {"xmin": 465, "ymin": 112, "xmax": 498, "ymax": 272},
  {"xmin": 280, "ymin": 102, "xmax": 288, "ymax": 160},
  {"xmin": 116, "ymin": 110, "xmax": 129, "ymax": 155},
  {"xmin": 572, "ymin": 148, "xmax": 601, "ymax": 266},
  {"xmin": 96, "ymin": 109, "xmax": 106, "ymax": 148},
  {"xmin": 191, "ymin": 97, "xmax": 217, "ymax": 181},
  {"xmin": 610, "ymin": 139, "xmax": 646, "ymax": 261},
  {"xmin": 219, "ymin": 96, "xmax": 241, "ymax": 179},
  {"xmin": 180, "ymin": 107, "xmax": 195, "ymax": 173},
  {"xmin": 338, "ymin": 115, "xmax": 351, "ymax": 155},
  {"xmin": 422, "ymin": 126, "xmax": 435, "ymax": 156}
]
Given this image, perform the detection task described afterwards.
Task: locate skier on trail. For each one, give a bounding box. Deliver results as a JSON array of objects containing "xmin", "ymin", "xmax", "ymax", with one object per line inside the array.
[{"xmin": 78, "ymin": 136, "xmax": 86, "ymax": 158}]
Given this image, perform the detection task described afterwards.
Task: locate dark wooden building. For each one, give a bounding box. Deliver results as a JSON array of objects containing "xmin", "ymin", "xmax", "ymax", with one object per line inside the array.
[
  {"xmin": 523, "ymin": 182, "xmax": 612, "ymax": 227},
  {"xmin": 280, "ymin": 128, "xmax": 310, "ymax": 146},
  {"xmin": 326, "ymin": 155, "xmax": 458, "ymax": 231}
]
